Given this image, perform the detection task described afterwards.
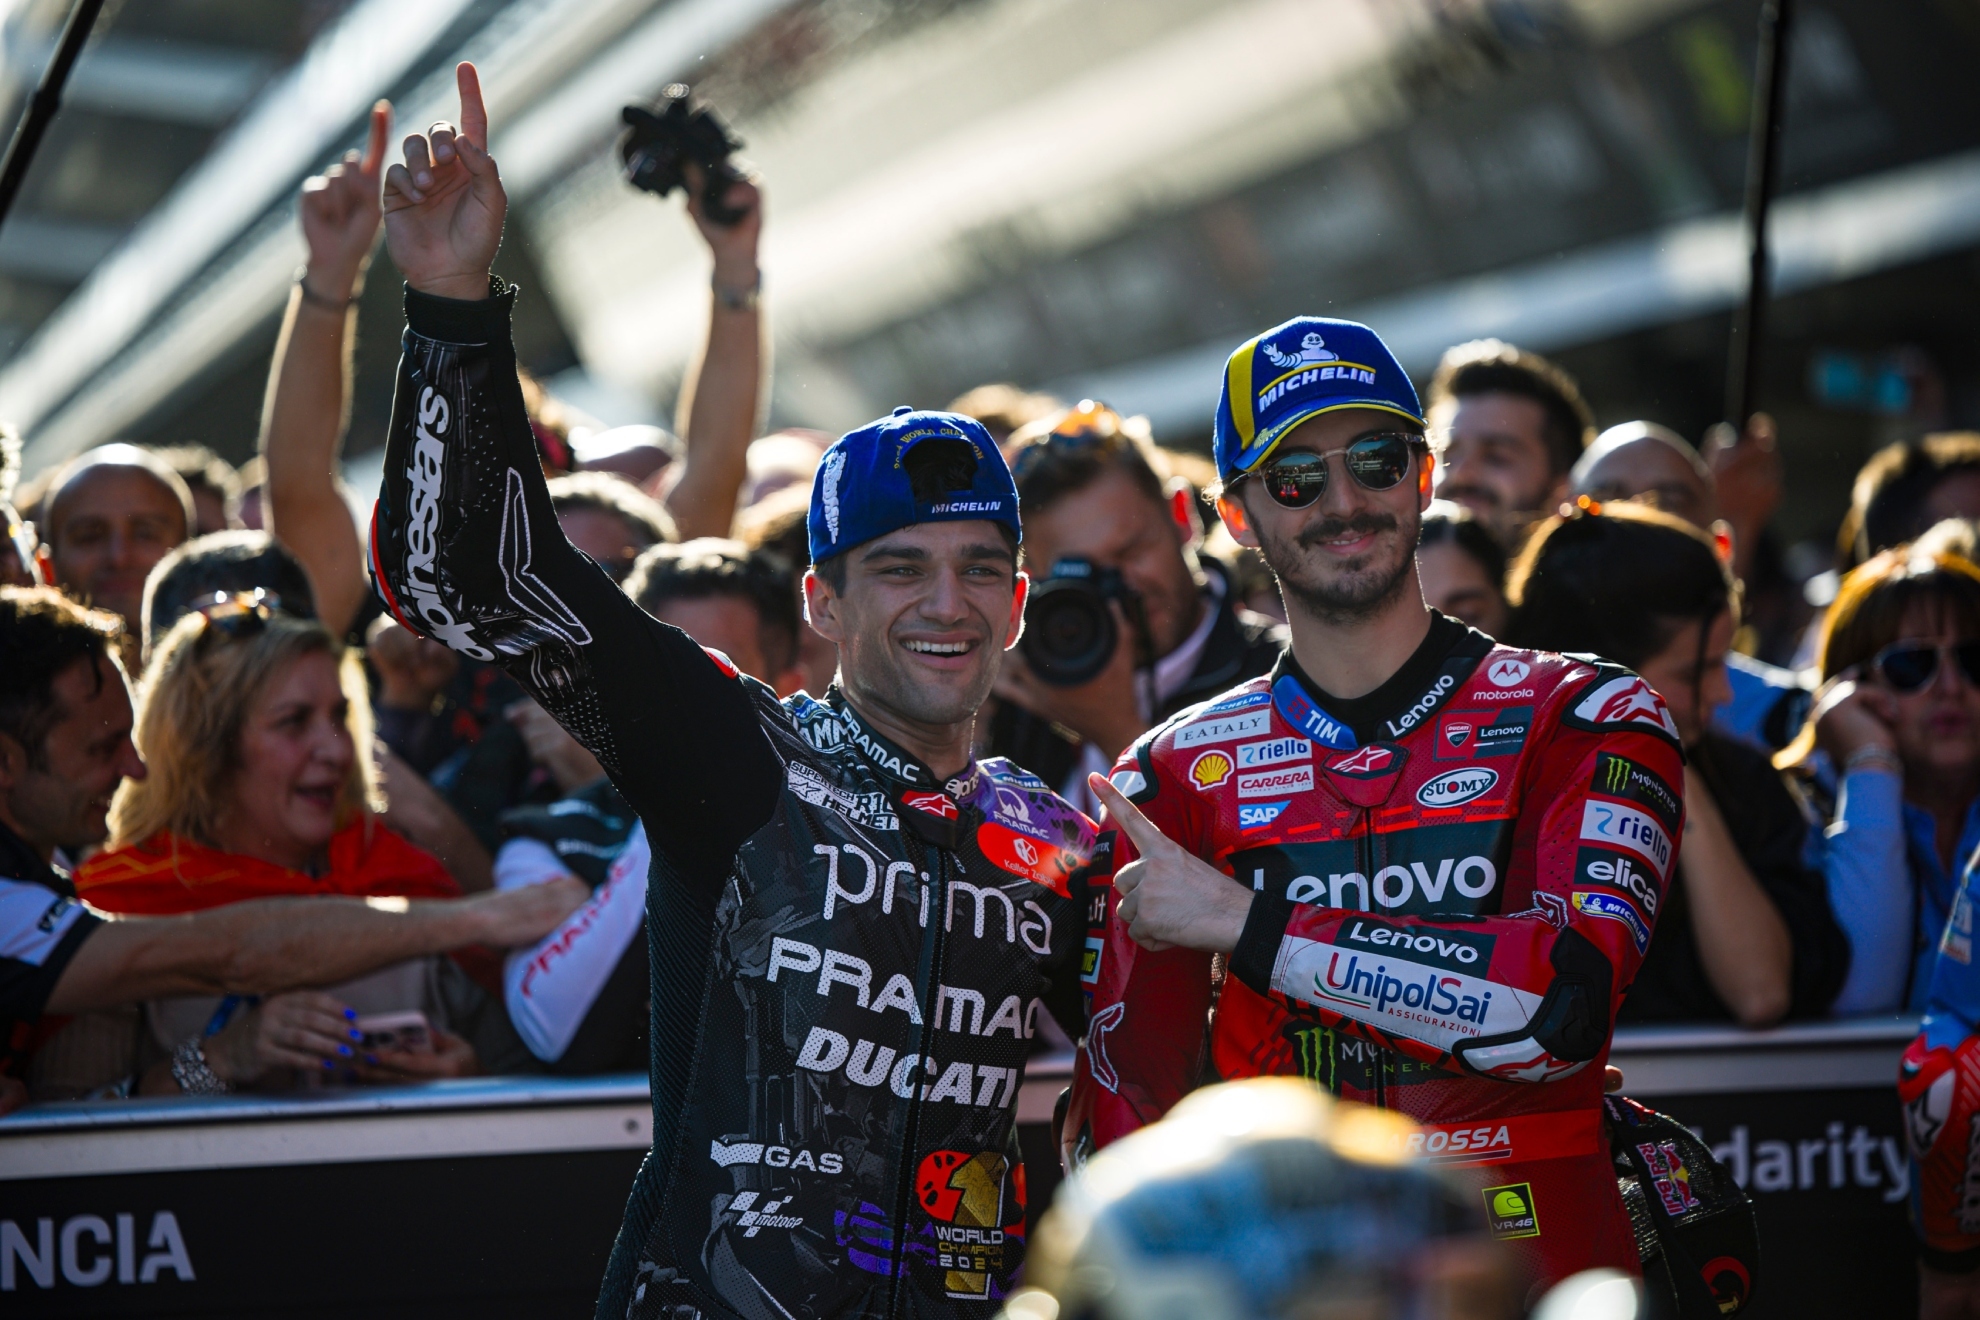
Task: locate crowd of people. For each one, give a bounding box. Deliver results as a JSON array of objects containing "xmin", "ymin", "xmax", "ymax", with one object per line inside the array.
[{"xmin": 3, "ymin": 63, "xmax": 1979, "ymax": 1317}]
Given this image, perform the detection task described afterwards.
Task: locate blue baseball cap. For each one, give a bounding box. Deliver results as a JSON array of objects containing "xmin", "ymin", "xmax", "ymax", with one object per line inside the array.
[
  {"xmin": 1213, "ymin": 317, "xmax": 1424, "ymax": 484},
  {"xmin": 808, "ymin": 406, "xmax": 1022, "ymax": 563}
]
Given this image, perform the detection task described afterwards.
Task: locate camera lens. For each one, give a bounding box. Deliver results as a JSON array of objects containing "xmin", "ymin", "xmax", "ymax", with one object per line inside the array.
[{"xmin": 1020, "ymin": 565, "xmax": 1118, "ymax": 686}]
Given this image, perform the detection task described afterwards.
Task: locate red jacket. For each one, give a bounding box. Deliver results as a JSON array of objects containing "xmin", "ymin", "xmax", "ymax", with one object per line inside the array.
[{"xmin": 1067, "ymin": 615, "xmax": 1685, "ymax": 1285}]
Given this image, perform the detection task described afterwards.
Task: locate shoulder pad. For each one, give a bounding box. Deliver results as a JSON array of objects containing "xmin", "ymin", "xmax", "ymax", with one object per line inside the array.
[
  {"xmin": 978, "ymin": 758, "xmax": 1049, "ymax": 790},
  {"xmin": 1559, "ymin": 662, "xmax": 1683, "ymax": 745}
]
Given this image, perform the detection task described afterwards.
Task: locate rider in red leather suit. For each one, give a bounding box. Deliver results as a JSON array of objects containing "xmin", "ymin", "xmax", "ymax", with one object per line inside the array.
[{"xmin": 1062, "ymin": 316, "xmax": 1687, "ymax": 1294}]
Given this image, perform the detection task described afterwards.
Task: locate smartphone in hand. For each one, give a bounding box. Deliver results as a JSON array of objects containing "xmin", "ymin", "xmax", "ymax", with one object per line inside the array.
[{"xmin": 353, "ymin": 1011, "xmax": 433, "ymax": 1054}]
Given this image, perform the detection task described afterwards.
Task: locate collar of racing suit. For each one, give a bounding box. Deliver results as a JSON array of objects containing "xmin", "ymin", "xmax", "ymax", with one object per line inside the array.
[
  {"xmin": 822, "ymin": 685, "xmax": 985, "ymax": 810},
  {"xmin": 1271, "ymin": 611, "xmax": 1494, "ymax": 747}
]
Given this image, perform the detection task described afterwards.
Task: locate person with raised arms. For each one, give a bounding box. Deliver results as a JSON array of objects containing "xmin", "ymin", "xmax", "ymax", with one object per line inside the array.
[
  {"xmin": 367, "ymin": 65, "xmax": 1099, "ymax": 1319},
  {"xmin": 1063, "ymin": 317, "xmax": 1687, "ymax": 1294}
]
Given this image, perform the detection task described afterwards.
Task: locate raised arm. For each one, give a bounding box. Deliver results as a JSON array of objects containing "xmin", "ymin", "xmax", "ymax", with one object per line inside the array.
[
  {"xmin": 368, "ymin": 64, "xmax": 780, "ymax": 873},
  {"xmin": 261, "ymin": 104, "xmax": 389, "ymax": 637},
  {"xmin": 662, "ymin": 168, "xmax": 764, "ymax": 540},
  {"xmin": 44, "ymin": 880, "xmax": 584, "ymax": 1015}
]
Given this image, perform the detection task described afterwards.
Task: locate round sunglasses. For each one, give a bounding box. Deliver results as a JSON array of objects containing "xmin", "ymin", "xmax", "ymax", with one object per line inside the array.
[
  {"xmin": 1238, "ymin": 433, "xmax": 1427, "ymax": 508},
  {"xmin": 1869, "ymin": 640, "xmax": 1980, "ymax": 694}
]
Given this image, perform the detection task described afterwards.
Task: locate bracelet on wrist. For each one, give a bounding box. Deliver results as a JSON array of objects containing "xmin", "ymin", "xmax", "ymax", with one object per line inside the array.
[
  {"xmin": 713, "ymin": 271, "xmax": 761, "ymax": 312},
  {"xmin": 169, "ymin": 1038, "xmax": 230, "ymax": 1096},
  {"xmin": 294, "ymin": 267, "xmax": 357, "ymax": 312},
  {"xmin": 1843, "ymin": 746, "xmax": 1902, "ymax": 776}
]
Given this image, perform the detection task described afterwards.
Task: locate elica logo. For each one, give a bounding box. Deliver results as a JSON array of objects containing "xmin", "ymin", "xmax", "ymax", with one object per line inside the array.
[
  {"xmin": 1, "ymin": 1212, "xmax": 193, "ymax": 1291},
  {"xmin": 1416, "ymin": 768, "xmax": 1499, "ymax": 809},
  {"xmin": 1342, "ymin": 916, "xmax": 1495, "ymax": 972},
  {"xmin": 1578, "ymin": 848, "xmax": 1660, "ymax": 918},
  {"xmin": 399, "ymin": 387, "xmax": 493, "ymax": 660}
]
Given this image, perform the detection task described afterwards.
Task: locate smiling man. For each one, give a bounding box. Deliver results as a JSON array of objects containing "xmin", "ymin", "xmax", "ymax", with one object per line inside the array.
[
  {"xmin": 1064, "ymin": 316, "xmax": 1686, "ymax": 1294},
  {"xmin": 368, "ymin": 66, "xmax": 1099, "ymax": 1320}
]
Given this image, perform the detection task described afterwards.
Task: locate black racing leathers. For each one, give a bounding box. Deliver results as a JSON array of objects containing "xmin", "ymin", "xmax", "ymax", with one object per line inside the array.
[{"xmin": 371, "ymin": 283, "xmax": 1100, "ymax": 1320}]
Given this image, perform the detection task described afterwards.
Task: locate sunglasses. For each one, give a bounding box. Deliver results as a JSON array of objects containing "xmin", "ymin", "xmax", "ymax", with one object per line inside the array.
[
  {"xmin": 1008, "ymin": 400, "xmax": 1133, "ymax": 483},
  {"xmin": 194, "ymin": 589, "xmax": 281, "ymax": 646},
  {"xmin": 1870, "ymin": 640, "xmax": 1980, "ymax": 694},
  {"xmin": 1238, "ymin": 433, "xmax": 1427, "ymax": 508}
]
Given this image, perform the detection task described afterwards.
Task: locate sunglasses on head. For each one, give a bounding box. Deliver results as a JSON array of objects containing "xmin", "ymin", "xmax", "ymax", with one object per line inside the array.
[
  {"xmin": 193, "ymin": 589, "xmax": 281, "ymax": 648},
  {"xmin": 1008, "ymin": 399, "xmax": 1133, "ymax": 483},
  {"xmin": 1237, "ymin": 433, "xmax": 1427, "ymax": 508},
  {"xmin": 1869, "ymin": 640, "xmax": 1980, "ymax": 693}
]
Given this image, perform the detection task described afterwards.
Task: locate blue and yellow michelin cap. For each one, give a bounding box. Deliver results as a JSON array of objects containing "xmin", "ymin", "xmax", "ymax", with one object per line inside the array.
[
  {"xmin": 1213, "ymin": 317, "xmax": 1424, "ymax": 484},
  {"xmin": 808, "ymin": 406, "xmax": 1022, "ymax": 563}
]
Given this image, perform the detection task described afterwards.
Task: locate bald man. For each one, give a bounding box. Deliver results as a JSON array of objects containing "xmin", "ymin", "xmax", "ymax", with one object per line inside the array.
[
  {"xmin": 35, "ymin": 445, "xmax": 193, "ymax": 632},
  {"xmin": 1570, "ymin": 421, "xmax": 1810, "ymax": 752}
]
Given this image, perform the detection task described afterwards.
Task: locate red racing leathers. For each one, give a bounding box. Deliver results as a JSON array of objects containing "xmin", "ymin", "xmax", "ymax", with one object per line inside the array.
[{"xmin": 1066, "ymin": 616, "xmax": 1687, "ymax": 1289}]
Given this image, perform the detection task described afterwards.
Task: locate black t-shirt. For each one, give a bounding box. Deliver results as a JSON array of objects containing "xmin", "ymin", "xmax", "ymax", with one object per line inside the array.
[
  {"xmin": 1618, "ymin": 732, "xmax": 1849, "ymax": 1023},
  {"xmin": 0, "ymin": 820, "xmax": 102, "ymax": 1077}
]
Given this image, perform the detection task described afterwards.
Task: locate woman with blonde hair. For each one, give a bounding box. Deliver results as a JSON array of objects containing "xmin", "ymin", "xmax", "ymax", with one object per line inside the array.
[{"xmin": 75, "ymin": 593, "xmax": 505, "ymax": 1088}]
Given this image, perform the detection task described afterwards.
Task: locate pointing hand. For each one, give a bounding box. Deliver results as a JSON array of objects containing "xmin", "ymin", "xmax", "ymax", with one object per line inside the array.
[
  {"xmin": 383, "ymin": 62, "xmax": 506, "ymax": 301},
  {"xmin": 1089, "ymin": 772, "xmax": 1252, "ymax": 954}
]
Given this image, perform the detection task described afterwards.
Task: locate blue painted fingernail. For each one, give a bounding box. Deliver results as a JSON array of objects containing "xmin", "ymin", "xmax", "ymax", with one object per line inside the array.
[
  {"xmin": 364, "ymin": 1054, "xmax": 380, "ymax": 1065},
  {"xmin": 323, "ymin": 1059, "xmax": 336, "ymax": 1070},
  {"xmin": 343, "ymin": 1008, "xmax": 356, "ymax": 1021},
  {"xmin": 349, "ymin": 1029, "xmax": 362, "ymax": 1041},
  {"xmin": 339, "ymin": 1044, "xmax": 353, "ymax": 1056}
]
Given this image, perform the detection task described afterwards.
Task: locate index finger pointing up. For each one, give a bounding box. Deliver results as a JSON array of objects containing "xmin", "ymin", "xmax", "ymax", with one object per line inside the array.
[
  {"xmin": 1088, "ymin": 772, "xmax": 1170, "ymax": 855},
  {"xmin": 361, "ymin": 101, "xmax": 390, "ymax": 177},
  {"xmin": 457, "ymin": 61, "xmax": 488, "ymax": 148}
]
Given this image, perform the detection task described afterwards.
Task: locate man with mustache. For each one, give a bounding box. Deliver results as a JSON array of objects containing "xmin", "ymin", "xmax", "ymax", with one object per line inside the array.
[{"xmin": 1065, "ymin": 316, "xmax": 1686, "ymax": 1293}]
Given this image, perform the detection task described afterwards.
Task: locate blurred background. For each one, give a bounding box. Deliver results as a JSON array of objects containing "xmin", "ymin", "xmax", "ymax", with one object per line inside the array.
[{"xmin": 0, "ymin": 0, "xmax": 1975, "ymax": 574}]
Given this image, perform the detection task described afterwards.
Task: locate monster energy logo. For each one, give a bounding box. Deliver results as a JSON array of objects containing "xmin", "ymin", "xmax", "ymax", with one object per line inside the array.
[
  {"xmin": 1603, "ymin": 755, "xmax": 1631, "ymax": 794},
  {"xmin": 1292, "ymin": 1025, "xmax": 1340, "ymax": 1091}
]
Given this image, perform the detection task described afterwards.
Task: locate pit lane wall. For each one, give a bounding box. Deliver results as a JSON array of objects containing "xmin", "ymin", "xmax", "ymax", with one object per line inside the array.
[{"xmin": 0, "ymin": 1019, "xmax": 1918, "ymax": 1317}]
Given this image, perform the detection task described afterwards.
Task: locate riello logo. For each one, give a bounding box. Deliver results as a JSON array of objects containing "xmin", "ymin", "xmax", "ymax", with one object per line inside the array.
[{"xmin": 2, "ymin": 1212, "xmax": 194, "ymax": 1291}]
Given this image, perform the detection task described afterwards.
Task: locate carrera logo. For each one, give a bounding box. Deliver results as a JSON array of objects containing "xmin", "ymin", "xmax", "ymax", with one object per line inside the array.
[
  {"xmin": 1487, "ymin": 658, "xmax": 1532, "ymax": 687},
  {"xmin": 1417, "ymin": 767, "xmax": 1499, "ymax": 809},
  {"xmin": 1573, "ymin": 675, "xmax": 1681, "ymax": 740},
  {"xmin": 1189, "ymin": 750, "xmax": 1234, "ymax": 790},
  {"xmin": 1238, "ymin": 800, "xmax": 1289, "ymax": 830},
  {"xmin": 903, "ymin": 791, "xmax": 957, "ymax": 820},
  {"xmin": 1238, "ymin": 765, "xmax": 1315, "ymax": 798},
  {"xmin": 1174, "ymin": 709, "xmax": 1270, "ymax": 748},
  {"xmin": 1580, "ymin": 800, "xmax": 1673, "ymax": 878},
  {"xmin": 1237, "ymin": 736, "xmax": 1310, "ymax": 769}
]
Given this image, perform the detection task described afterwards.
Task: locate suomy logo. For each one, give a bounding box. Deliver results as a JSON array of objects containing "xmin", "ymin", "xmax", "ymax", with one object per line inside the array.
[{"xmin": 1417, "ymin": 768, "xmax": 1499, "ymax": 809}]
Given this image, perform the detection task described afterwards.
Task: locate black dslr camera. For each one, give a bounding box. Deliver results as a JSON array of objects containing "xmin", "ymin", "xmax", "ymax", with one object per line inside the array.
[
  {"xmin": 620, "ymin": 84, "xmax": 748, "ymax": 225},
  {"xmin": 1020, "ymin": 558, "xmax": 1151, "ymax": 687}
]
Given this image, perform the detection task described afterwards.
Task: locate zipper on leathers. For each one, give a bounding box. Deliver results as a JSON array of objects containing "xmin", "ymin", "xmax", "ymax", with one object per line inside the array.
[
  {"xmin": 886, "ymin": 837, "xmax": 952, "ymax": 1318},
  {"xmin": 1355, "ymin": 806, "xmax": 1391, "ymax": 1111}
]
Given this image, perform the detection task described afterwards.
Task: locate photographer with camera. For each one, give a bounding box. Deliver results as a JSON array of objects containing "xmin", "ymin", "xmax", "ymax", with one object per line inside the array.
[{"xmin": 989, "ymin": 402, "xmax": 1287, "ymax": 812}]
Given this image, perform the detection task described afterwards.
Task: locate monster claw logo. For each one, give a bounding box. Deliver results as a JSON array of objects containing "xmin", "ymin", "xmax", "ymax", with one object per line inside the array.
[{"xmin": 1604, "ymin": 756, "xmax": 1631, "ymax": 794}]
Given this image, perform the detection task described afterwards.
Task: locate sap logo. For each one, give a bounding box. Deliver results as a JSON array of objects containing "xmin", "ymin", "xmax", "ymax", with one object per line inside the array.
[
  {"xmin": 1238, "ymin": 800, "xmax": 1289, "ymax": 831},
  {"xmin": 1238, "ymin": 765, "xmax": 1315, "ymax": 798},
  {"xmin": 1572, "ymin": 890, "xmax": 1651, "ymax": 953},
  {"xmin": 1417, "ymin": 768, "xmax": 1499, "ymax": 809},
  {"xmin": 727, "ymin": 1190, "xmax": 803, "ymax": 1238},
  {"xmin": 1580, "ymin": 800, "xmax": 1673, "ymax": 878},
  {"xmin": 0, "ymin": 1212, "xmax": 193, "ymax": 1291},
  {"xmin": 1578, "ymin": 849, "xmax": 1661, "ymax": 918},
  {"xmin": 1342, "ymin": 916, "xmax": 1494, "ymax": 970},
  {"xmin": 1174, "ymin": 709, "xmax": 1270, "ymax": 748},
  {"xmin": 1237, "ymin": 736, "xmax": 1310, "ymax": 769},
  {"xmin": 1573, "ymin": 675, "xmax": 1680, "ymax": 741},
  {"xmin": 1385, "ymin": 673, "xmax": 1457, "ymax": 736},
  {"xmin": 398, "ymin": 387, "xmax": 493, "ymax": 659},
  {"xmin": 796, "ymin": 1027, "xmax": 1021, "ymax": 1107},
  {"xmin": 1189, "ymin": 750, "xmax": 1234, "ymax": 791},
  {"xmin": 711, "ymin": 1140, "xmax": 846, "ymax": 1174},
  {"xmin": 1487, "ymin": 659, "xmax": 1531, "ymax": 687}
]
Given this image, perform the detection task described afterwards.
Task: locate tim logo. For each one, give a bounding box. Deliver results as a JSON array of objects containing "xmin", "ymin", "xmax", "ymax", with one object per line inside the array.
[{"xmin": 1487, "ymin": 659, "xmax": 1531, "ymax": 688}]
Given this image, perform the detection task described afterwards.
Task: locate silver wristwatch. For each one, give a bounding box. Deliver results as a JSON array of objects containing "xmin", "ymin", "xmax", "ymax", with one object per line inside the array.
[{"xmin": 170, "ymin": 1039, "xmax": 229, "ymax": 1095}]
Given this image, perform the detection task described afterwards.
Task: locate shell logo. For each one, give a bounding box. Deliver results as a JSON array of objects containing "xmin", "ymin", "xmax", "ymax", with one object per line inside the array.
[{"xmin": 1189, "ymin": 750, "xmax": 1234, "ymax": 790}]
